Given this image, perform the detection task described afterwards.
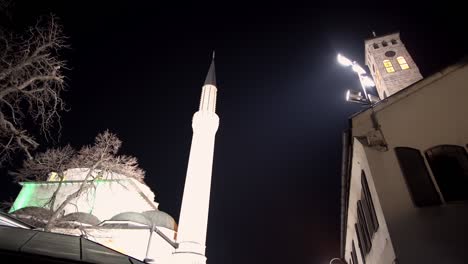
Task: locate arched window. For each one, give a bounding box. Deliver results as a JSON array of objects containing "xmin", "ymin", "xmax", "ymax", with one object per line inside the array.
[
  {"xmin": 397, "ymin": 56, "xmax": 409, "ymax": 70},
  {"xmin": 395, "ymin": 147, "xmax": 441, "ymax": 206},
  {"xmin": 373, "ymin": 43, "xmax": 379, "ymax": 49},
  {"xmin": 425, "ymin": 145, "xmax": 468, "ymax": 202},
  {"xmin": 391, "ymin": 39, "xmax": 397, "ymax": 44},
  {"xmin": 382, "ymin": 41, "xmax": 388, "ymax": 47},
  {"xmin": 383, "ymin": 60, "xmax": 395, "ymax": 73}
]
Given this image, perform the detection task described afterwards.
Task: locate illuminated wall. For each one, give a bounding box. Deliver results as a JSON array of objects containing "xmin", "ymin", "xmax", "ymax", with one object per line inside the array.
[
  {"xmin": 175, "ymin": 59, "xmax": 219, "ymax": 264},
  {"xmin": 10, "ymin": 169, "xmax": 159, "ymax": 221},
  {"xmin": 344, "ymin": 63, "xmax": 468, "ymax": 263}
]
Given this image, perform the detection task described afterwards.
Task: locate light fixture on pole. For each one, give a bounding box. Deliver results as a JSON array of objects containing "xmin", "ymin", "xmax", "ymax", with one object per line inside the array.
[
  {"xmin": 346, "ymin": 89, "xmax": 368, "ymax": 104},
  {"xmin": 337, "ymin": 53, "xmax": 379, "ymax": 105},
  {"xmin": 367, "ymin": 93, "xmax": 380, "ymax": 104},
  {"xmin": 337, "ymin": 54, "xmax": 353, "ymax": 67},
  {"xmin": 361, "ymin": 75, "xmax": 376, "ymax": 88}
]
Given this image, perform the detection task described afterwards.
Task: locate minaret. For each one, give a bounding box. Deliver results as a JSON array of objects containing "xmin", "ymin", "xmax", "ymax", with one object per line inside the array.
[
  {"xmin": 365, "ymin": 32, "xmax": 423, "ymax": 99},
  {"xmin": 173, "ymin": 54, "xmax": 219, "ymax": 264}
]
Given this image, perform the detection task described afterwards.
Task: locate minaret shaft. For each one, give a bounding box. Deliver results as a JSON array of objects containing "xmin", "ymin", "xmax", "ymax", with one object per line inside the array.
[
  {"xmin": 174, "ymin": 58, "xmax": 218, "ymax": 264},
  {"xmin": 199, "ymin": 85, "xmax": 217, "ymax": 113},
  {"xmin": 177, "ymin": 112, "xmax": 218, "ymax": 247}
]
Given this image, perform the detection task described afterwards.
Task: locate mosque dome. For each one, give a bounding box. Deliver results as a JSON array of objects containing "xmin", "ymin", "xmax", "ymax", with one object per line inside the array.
[
  {"xmin": 142, "ymin": 210, "xmax": 177, "ymax": 231},
  {"xmin": 10, "ymin": 206, "xmax": 53, "ymax": 227},
  {"xmin": 109, "ymin": 212, "xmax": 152, "ymax": 226},
  {"xmin": 61, "ymin": 212, "xmax": 101, "ymax": 226},
  {"xmin": 108, "ymin": 210, "xmax": 177, "ymax": 230},
  {"xmin": 10, "ymin": 206, "xmax": 52, "ymax": 218}
]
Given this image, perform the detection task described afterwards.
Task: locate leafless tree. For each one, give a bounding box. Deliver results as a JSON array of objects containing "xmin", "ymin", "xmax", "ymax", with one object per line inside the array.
[
  {"xmin": 0, "ymin": 14, "xmax": 68, "ymax": 164},
  {"xmin": 13, "ymin": 130, "xmax": 145, "ymax": 232}
]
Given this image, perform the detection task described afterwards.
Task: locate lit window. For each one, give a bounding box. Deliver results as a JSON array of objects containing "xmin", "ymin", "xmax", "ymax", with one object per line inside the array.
[
  {"xmin": 397, "ymin": 56, "xmax": 409, "ymax": 70},
  {"xmin": 383, "ymin": 60, "xmax": 395, "ymax": 73}
]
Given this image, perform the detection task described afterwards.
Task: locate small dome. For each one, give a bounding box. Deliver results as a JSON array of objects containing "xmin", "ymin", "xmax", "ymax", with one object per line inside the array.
[
  {"xmin": 61, "ymin": 212, "xmax": 101, "ymax": 226},
  {"xmin": 142, "ymin": 210, "xmax": 177, "ymax": 231},
  {"xmin": 109, "ymin": 212, "xmax": 151, "ymax": 226},
  {"xmin": 10, "ymin": 206, "xmax": 52, "ymax": 219},
  {"xmin": 10, "ymin": 206, "xmax": 52, "ymax": 227}
]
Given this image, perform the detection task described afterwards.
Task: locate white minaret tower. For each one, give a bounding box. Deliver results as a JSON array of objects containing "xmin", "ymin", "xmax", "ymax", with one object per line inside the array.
[{"xmin": 173, "ymin": 54, "xmax": 219, "ymax": 264}]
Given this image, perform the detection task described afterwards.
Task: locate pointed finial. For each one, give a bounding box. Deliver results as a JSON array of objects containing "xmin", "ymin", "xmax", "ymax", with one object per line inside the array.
[
  {"xmin": 212, "ymin": 50, "xmax": 215, "ymax": 60},
  {"xmin": 372, "ymin": 31, "xmax": 377, "ymax": 37},
  {"xmin": 204, "ymin": 52, "xmax": 216, "ymax": 86}
]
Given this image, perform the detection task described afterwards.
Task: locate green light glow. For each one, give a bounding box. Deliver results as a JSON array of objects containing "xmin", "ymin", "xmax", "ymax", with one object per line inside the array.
[
  {"xmin": 8, "ymin": 180, "xmax": 121, "ymax": 213},
  {"xmin": 9, "ymin": 183, "xmax": 38, "ymax": 213}
]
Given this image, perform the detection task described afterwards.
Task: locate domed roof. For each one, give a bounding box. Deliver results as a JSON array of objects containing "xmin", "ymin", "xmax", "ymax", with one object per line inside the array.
[
  {"xmin": 142, "ymin": 210, "xmax": 177, "ymax": 231},
  {"xmin": 10, "ymin": 206, "xmax": 52, "ymax": 219},
  {"xmin": 109, "ymin": 212, "xmax": 152, "ymax": 226},
  {"xmin": 108, "ymin": 210, "xmax": 177, "ymax": 231},
  {"xmin": 10, "ymin": 206, "xmax": 52, "ymax": 227},
  {"xmin": 61, "ymin": 212, "xmax": 101, "ymax": 226}
]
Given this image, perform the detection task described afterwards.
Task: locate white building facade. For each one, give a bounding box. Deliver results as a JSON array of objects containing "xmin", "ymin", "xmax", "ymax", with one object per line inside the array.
[{"xmin": 341, "ymin": 33, "xmax": 468, "ymax": 264}]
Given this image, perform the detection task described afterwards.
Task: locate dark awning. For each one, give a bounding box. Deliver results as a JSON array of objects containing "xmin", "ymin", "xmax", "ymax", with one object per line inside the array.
[{"xmin": 0, "ymin": 226, "xmax": 146, "ymax": 264}]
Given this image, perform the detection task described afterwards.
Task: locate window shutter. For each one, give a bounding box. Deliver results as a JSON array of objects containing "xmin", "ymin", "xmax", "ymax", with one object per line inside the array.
[{"xmin": 395, "ymin": 147, "xmax": 441, "ymax": 206}]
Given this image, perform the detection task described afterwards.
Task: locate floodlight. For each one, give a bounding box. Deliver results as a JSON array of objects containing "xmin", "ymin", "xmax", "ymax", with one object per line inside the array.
[
  {"xmin": 361, "ymin": 76, "xmax": 376, "ymax": 87},
  {"xmin": 337, "ymin": 54, "xmax": 353, "ymax": 67},
  {"xmin": 352, "ymin": 64, "xmax": 367, "ymax": 75},
  {"xmin": 346, "ymin": 89, "xmax": 368, "ymax": 104},
  {"xmin": 368, "ymin": 94, "xmax": 381, "ymax": 104}
]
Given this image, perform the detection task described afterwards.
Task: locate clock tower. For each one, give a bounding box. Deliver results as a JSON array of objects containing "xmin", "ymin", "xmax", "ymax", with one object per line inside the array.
[{"xmin": 365, "ymin": 32, "xmax": 423, "ymax": 99}]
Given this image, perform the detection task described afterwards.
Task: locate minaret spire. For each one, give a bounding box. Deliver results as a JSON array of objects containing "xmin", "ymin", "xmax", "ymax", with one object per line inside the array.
[
  {"xmin": 174, "ymin": 54, "xmax": 220, "ymax": 264},
  {"xmin": 204, "ymin": 51, "xmax": 216, "ymax": 86},
  {"xmin": 199, "ymin": 54, "xmax": 218, "ymax": 113}
]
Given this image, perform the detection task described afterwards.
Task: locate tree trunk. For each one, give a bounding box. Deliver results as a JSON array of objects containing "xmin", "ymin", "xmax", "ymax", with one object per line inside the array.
[
  {"xmin": 44, "ymin": 165, "xmax": 100, "ymax": 232},
  {"xmin": 44, "ymin": 183, "xmax": 93, "ymax": 231}
]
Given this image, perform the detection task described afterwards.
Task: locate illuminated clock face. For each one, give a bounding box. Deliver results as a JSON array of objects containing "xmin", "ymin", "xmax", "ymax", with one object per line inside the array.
[{"xmin": 385, "ymin": 51, "xmax": 396, "ymax": 57}]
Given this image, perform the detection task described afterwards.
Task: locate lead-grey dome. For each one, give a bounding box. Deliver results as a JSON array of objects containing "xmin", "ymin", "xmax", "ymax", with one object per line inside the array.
[
  {"xmin": 109, "ymin": 212, "xmax": 152, "ymax": 226},
  {"xmin": 10, "ymin": 206, "xmax": 52, "ymax": 227},
  {"xmin": 61, "ymin": 212, "xmax": 101, "ymax": 226},
  {"xmin": 108, "ymin": 210, "xmax": 177, "ymax": 231},
  {"xmin": 10, "ymin": 206, "xmax": 52, "ymax": 219},
  {"xmin": 142, "ymin": 210, "xmax": 177, "ymax": 231}
]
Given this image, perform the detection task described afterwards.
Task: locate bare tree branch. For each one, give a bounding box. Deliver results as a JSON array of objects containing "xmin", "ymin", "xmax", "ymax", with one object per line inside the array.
[
  {"xmin": 13, "ymin": 130, "xmax": 146, "ymax": 231},
  {"xmin": 0, "ymin": 14, "xmax": 68, "ymax": 164}
]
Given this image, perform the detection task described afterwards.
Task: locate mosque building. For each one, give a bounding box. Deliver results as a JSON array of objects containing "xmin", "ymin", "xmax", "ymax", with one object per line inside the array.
[{"xmin": 0, "ymin": 56, "xmax": 219, "ymax": 264}]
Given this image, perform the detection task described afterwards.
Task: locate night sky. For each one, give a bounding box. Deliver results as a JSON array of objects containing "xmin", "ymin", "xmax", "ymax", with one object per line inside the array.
[{"xmin": 1, "ymin": 1, "xmax": 467, "ymax": 264}]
